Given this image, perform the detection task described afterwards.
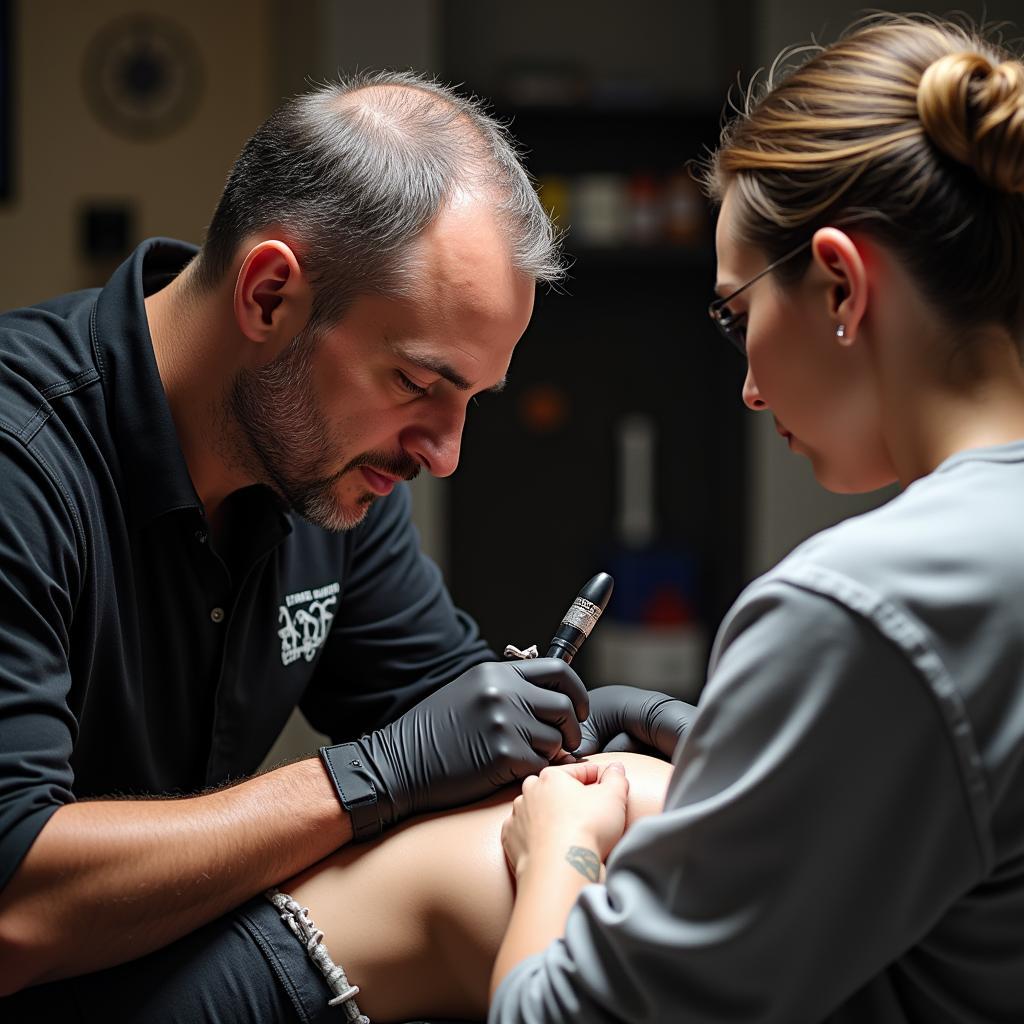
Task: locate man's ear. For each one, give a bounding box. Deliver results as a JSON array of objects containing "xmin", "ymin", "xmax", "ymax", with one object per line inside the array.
[
  {"xmin": 810, "ymin": 227, "xmax": 868, "ymax": 346},
  {"xmin": 233, "ymin": 240, "xmax": 312, "ymax": 358}
]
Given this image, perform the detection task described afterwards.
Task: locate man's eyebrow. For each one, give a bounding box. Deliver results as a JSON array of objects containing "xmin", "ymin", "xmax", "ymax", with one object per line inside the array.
[
  {"xmin": 399, "ymin": 350, "xmax": 507, "ymax": 394},
  {"xmin": 713, "ymin": 282, "xmax": 735, "ymax": 299}
]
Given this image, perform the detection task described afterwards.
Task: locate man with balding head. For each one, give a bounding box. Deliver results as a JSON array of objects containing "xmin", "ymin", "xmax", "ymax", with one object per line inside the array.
[{"xmin": 0, "ymin": 72, "xmax": 691, "ymax": 1019}]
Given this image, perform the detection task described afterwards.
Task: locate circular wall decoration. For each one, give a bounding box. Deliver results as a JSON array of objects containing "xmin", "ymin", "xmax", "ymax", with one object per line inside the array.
[{"xmin": 82, "ymin": 14, "xmax": 204, "ymax": 141}]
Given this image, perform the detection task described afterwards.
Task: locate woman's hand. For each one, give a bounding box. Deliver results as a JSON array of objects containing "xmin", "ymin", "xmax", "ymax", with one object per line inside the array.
[
  {"xmin": 501, "ymin": 761, "xmax": 630, "ymax": 881},
  {"xmin": 492, "ymin": 760, "xmax": 633, "ymax": 997}
]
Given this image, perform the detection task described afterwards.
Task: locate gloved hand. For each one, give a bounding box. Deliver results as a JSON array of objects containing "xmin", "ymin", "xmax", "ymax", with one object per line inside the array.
[
  {"xmin": 574, "ymin": 684, "xmax": 696, "ymax": 761},
  {"xmin": 322, "ymin": 658, "xmax": 589, "ymax": 836}
]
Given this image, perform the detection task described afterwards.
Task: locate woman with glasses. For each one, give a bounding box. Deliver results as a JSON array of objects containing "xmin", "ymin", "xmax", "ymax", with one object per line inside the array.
[{"xmin": 490, "ymin": 12, "xmax": 1024, "ymax": 1023}]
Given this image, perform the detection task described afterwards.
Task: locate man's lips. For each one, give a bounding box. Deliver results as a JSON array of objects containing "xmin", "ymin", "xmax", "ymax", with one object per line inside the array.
[
  {"xmin": 774, "ymin": 420, "xmax": 793, "ymax": 442},
  {"xmin": 359, "ymin": 466, "xmax": 398, "ymax": 495}
]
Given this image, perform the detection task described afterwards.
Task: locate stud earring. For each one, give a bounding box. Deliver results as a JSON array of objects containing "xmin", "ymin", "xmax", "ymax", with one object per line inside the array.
[{"xmin": 835, "ymin": 324, "xmax": 846, "ymax": 339}]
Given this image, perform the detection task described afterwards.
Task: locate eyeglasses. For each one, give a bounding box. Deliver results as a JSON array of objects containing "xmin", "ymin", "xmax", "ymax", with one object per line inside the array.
[{"xmin": 707, "ymin": 238, "xmax": 812, "ymax": 355}]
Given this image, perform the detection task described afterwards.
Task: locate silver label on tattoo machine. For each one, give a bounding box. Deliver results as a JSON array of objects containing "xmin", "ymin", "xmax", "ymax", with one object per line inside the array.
[{"xmin": 563, "ymin": 597, "xmax": 601, "ymax": 637}]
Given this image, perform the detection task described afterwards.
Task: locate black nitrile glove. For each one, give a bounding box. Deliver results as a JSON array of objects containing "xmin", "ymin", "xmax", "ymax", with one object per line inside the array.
[
  {"xmin": 574, "ymin": 684, "xmax": 696, "ymax": 761},
  {"xmin": 322, "ymin": 658, "xmax": 589, "ymax": 837}
]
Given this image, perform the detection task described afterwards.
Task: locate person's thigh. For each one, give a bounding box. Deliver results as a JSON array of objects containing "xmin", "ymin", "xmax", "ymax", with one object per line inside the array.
[
  {"xmin": 286, "ymin": 751, "xmax": 673, "ymax": 1023},
  {"xmin": 287, "ymin": 785, "xmax": 512, "ymax": 1021}
]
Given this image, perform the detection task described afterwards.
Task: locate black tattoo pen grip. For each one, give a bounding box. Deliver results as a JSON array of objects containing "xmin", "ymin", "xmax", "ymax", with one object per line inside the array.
[{"xmin": 545, "ymin": 572, "xmax": 614, "ymax": 664}]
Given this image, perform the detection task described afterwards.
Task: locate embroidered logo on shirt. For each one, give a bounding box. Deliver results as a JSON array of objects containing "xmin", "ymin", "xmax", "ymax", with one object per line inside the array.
[{"xmin": 278, "ymin": 582, "xmax": 340, "ymax": 665}]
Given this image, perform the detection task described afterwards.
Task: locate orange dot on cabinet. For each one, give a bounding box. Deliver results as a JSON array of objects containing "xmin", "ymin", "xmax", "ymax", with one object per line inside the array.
[{"xmin": 518, "ymin": 384, "xmax": 569, "ymax": 433}]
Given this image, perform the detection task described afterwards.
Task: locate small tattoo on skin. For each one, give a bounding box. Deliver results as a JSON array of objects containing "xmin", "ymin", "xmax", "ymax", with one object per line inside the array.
[{"xmin": 565, "ymin": 846, "xmax": 600, "ymax": 882}]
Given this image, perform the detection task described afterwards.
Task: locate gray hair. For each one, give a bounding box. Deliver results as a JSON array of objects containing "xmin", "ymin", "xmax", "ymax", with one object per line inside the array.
[{"xmin": 193, "ymin": 69, "xmax": 564, "ymax": 327}]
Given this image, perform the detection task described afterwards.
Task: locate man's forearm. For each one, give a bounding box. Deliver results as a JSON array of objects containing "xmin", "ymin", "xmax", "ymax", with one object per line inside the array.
[{"xmin": 0, "ymin": 757, "xmax": 347, "ymax": 994}]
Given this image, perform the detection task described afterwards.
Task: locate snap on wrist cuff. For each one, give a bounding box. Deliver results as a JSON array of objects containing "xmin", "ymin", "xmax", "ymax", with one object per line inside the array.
[{"xmin": 319, "ymin": 742, "xmax": 382, "ymax": 842}]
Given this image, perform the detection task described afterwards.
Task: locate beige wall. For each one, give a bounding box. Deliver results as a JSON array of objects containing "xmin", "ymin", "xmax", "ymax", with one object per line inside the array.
[{"xmin": 0, "ymin": 0, "xmax": 275, "ymax": 310}]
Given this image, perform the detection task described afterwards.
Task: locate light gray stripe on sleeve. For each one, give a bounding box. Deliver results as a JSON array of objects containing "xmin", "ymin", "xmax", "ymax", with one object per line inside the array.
[{"xmin": 771, "ymin": 563, "xmax": 993, "ymax": 871}]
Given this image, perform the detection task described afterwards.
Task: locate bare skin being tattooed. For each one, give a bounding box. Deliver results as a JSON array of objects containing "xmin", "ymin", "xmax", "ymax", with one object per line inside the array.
[{"xmin": 565, "ymin": 846, "xmax": 601, "ymax": 883}]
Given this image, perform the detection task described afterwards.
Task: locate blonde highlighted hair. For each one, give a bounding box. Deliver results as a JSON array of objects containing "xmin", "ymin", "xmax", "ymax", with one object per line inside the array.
[{"xmin": 702, "ymin": 13, "xmax": 1024, "ymax": 336}]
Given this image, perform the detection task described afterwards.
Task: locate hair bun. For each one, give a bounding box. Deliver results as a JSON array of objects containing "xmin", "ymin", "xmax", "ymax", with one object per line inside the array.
[{"xmin": 918, "ymin": 51, "xmax": 1024, "ymax": 193}]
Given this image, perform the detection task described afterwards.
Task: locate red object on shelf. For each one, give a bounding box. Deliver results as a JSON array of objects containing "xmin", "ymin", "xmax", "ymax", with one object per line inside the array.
[
  {"xmin": 642, "ymin": 585, "xmax": 694, "ymax": 626},
  {"xmin": 627, "ymin": 172, "xmax": 662, "ymax": 246}
]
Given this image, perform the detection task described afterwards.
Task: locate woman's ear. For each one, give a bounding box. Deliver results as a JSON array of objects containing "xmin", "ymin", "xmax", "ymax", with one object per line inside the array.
[
  {"xmin": 233, "ymin": 240, "xmax": 312, "ymax": 361},
  {"xmin": 810, "ymin": 227, "xmax": 868, "ymax": 346}
]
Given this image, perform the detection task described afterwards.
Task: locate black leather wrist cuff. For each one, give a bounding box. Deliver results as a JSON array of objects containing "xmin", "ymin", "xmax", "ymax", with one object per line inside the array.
[{"xmin": 319, "ymin": 742, "xmax": 382, "ymax": 842}]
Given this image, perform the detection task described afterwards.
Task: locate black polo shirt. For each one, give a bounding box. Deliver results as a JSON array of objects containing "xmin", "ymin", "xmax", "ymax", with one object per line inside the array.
[{"xmin": 0, "ymin": 238, "xmax": 493, "ymax": 892}]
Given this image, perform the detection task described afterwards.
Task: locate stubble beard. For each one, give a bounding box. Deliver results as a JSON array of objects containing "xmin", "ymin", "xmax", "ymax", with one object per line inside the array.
[{"xmin": 223, "ymin": 324, "xmax": 418, "ymax": 532}]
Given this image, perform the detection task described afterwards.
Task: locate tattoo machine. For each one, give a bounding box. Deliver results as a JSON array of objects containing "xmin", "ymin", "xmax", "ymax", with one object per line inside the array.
[{"xmin": 504, "ymin": 571, "xmax": 614, "ymax": 664}]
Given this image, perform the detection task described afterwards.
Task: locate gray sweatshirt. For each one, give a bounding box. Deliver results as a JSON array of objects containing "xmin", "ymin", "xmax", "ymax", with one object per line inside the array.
[{"xmin": 492, "ymin": 442, "xmax": 1024, "ymax": 1024}]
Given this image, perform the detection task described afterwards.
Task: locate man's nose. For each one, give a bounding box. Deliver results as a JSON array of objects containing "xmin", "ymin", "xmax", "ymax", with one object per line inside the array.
[
  {"xmin": 401, "ymin": 408, "xmax": 466, "ymax": 478},
  {"xmin": 742, "ymin": 364, "xmax": 767, "ymax": 411}
]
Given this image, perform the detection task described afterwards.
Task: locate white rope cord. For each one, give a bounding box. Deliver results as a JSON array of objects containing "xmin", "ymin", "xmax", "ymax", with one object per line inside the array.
[{"xmin": 266, "ymin": 887, "xmax": 370, "ymax": 1022}]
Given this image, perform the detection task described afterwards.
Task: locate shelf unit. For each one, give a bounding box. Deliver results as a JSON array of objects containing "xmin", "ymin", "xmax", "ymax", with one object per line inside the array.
[{"xmin": 446, "ymin": 103, "xmax": 748, "ymax": 689}]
